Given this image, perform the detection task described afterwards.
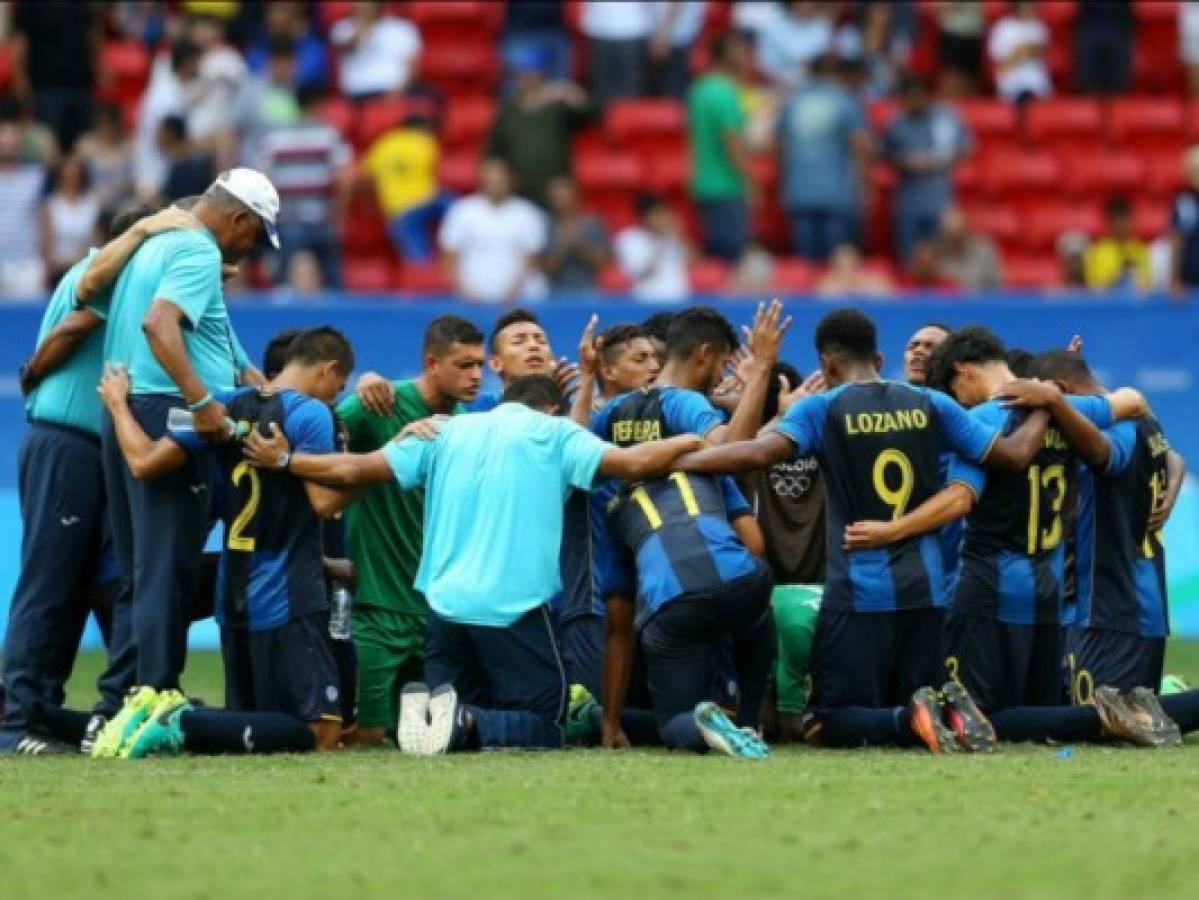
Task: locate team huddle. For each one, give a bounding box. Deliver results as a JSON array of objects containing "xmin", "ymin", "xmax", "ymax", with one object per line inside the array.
[{"xmin": 3, "ymin": 168, "xmax": 1198, "ymax": 759}]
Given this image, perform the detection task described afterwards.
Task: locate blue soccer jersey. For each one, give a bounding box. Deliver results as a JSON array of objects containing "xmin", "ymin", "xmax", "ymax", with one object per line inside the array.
[
  {"xmin": 948, "ymin": 395, "xmax": 1113, "ymax": 625},
  {"xmin": 773, "ymin": 381, "xmax": 999, "ymax": 613}
]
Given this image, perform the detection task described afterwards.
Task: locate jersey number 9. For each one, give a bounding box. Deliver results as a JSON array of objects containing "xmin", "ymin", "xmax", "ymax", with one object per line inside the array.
[{"xmin": 872, "ymin": 448, "xmax": 914, "ymax": 521}]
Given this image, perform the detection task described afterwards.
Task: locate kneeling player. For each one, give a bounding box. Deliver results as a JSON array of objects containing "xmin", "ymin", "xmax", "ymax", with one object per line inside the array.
[{"xmin": 91, "ymin": 327, "xmax": 355, "ymax": 757}]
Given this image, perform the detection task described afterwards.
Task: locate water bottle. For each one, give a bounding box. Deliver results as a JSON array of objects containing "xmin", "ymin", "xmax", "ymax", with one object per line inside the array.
[
  {"xmin": 167, "ymin": 407, "xmax": 247, "ymax": 439},
  {"xmin": 329, "ymin": 580, "xmax": 353, "ymax": 641}
]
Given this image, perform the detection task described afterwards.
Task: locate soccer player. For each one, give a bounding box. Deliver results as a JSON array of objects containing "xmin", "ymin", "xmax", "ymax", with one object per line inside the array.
[
  {"xmin": 91, "ymin": 326, "xmax": 355, "ymax": 757},
  {"xmin": 334, "ymin": 316, "xmax": 485, "ymax": 746},
  {"xmin": 848, "ymin": 327, "xmax": 1163, "ymax": 747},
  {"xmin": 902, "ymin": 322, "xmax": 950, "ymax": 385},
  {"xmin": 672, "ymin": 309, "xmax": 1054, "ymax": 753},
  {"xmin": 0, "ymin": 202, "xmax": 198, "ymax": 754},
  {"xmin": 244, "ymin": 374, "xmax": 708, "ymax": 754},
  {"xmin": 1036, "ymin": 351, "xmax": 1198, "ymax": 741},
  {"xmin": 641, "ymin": 311, "xmax": 676, "ymax": 370},
  {"xmin": 100, "ymin": 169, "xmax": 278, "ymax": 712}
]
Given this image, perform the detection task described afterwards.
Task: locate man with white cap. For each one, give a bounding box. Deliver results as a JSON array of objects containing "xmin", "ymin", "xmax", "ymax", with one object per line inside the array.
[{"xmin": 94, "ymin": 169, "xmax": 279, "ymax": 743}]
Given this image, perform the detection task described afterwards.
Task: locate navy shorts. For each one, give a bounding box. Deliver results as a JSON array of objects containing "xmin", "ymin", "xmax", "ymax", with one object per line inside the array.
[
  {"xmin": 560, "ymin": 614, "xmax": 603, "ymax": 699},
  {"xmin": 947, "ymin": 613, "xmax": 1064, "ymax": 713},
  {"xmin": 221, "ymin": 612, "xmax": 341, "ymax": 723},
  {"xmin": 809, "ymin": 607, "xmax": 946, "ymax": 711},
  {"xmin": 1071, "ymin": 627, "xmax": 1165, "ymax": 701}
]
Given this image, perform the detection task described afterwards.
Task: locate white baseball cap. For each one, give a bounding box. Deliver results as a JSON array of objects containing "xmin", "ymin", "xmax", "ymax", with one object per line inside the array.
[{"xmin": 213, "ymin": 168, "xmax": 280, "ymax": 248}]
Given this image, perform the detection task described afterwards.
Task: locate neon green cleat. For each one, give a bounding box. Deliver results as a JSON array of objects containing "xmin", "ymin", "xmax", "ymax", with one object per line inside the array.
[
  {"xmin": 1161, "ymin": 674, "xmax": 1189, "ymax": 696},
  {"xmin": 564, "ymin": 684, "xmax": 599, "ymax": 745},
  {"xmin": 122, "ymin": 691, "xmax": 192, "ymax": 759},
  {"xmin": 90, "ymin": 686, "xmax": 158, "ymax": 759}
]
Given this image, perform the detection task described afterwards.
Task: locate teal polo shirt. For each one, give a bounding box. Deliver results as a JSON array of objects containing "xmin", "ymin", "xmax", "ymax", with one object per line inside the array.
[
  {"xmin": 103, "ymin": 228, "xmax": 237, "ymax": 396},
  {"xmin": 382, "ymin": 403, "xmax": 610, "ymax": 627},
  {"xmin": 26, "ymin": 249, "xmax": 111, "ymax": 435}
]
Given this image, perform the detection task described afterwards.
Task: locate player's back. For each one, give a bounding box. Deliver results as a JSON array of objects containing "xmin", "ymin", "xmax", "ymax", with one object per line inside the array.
[
  {"xmin": 215, "ymin": 388, "xmax": 332, "ymax": 630},
  {"xmin": 814, "ymin": 381, "xmax": 949, "ymax": 611}
]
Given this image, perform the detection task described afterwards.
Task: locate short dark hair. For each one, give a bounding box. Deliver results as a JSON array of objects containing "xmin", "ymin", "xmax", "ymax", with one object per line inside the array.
[
  {"xmin": 296, "ymin": 83, "xmax": 326, "ymax": 111},
  {"xmin": 158, "ymin": 115, "xmax": 188, "ymax": 143},
  {"xmin": 284, "ymin": 325, "xmax": 355, "ymax": 374},
  {"xmin": 170, "ymin": 39, "xmax": 201, "ymax": 73},
  {"xmin": 501, "ymin": 374, "xmax": 563, "ymax": 411},
  {"xmin": 641, "ymin": 311, "xmax": 676, "ymax": 343},
  {"xmin": 424, "ymin": 315, "xmax": 484, "ymax": 357},
  {"xmin": 599, "ymin": 323, "xmax": 647, "ymax": 364},
  {"xmin": 105, "ymin": 200, "xmax": 161, "ymax": 242},
  {"xmin": 1005, "ymin": 347, "xmax": 1037, "ymax": 378},
  {"xmin": 267, "ymin": 34, "xmax": 296, "ymax": 59},
  {"xmin": 665, "ymin": 307, "xmax": 739, "ymax": 361},
  {"xmin": 710, "ymin": 31, "xmax": 746, "ymax": 66},
  {"xmin": 489, "ymin": 307, "xmax": 542, "ymax": 353},
  {"xmin": 764, "ymin": 362, "xmax": 802, "ymax": 422},
  {"xmin": 814, "ymin": 308, "xmax": 877, "ymax": 361},
  {"xmin": 263, "ymin": 328, "xmax": 302, "ymax": 379},
  {"xmin": 1105, "ymin": 195, "xmax": 1131, "ymax": 219},
  {"xmin": 1034, "ymin": 349, "xmax": 1096, "ymax": 386},
  {"xmin": 925, "ymin": 325, "xmax": 1007, "ymax": 393},
  {"xmin": 636, "ymin": 193, "xmax": 664, "ymax": 218}
]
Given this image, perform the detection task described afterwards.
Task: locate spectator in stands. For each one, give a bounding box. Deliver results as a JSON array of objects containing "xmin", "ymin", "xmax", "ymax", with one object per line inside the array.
[
  {"xmin": 935, "ymin": 205, "xmax": 1001, "ymax": 291},
  {"xmin": 439, "ymin": 158, "xmax": 549, "ymax": 302},
  {"xmin": 836, "ymin": 2, "xmax": 911, "ymax": 100},
  {"xmin": 1057, "ymin": 231, "xmax": 1090, "ymax": 289},
  {"xmin": 38, "ymin": 155, "xmax": 100, "ymax": 285},
  {"xmin": 135, "ymin": 39, "xmax": 203, "ymax": 197},
  {"xmin": 1074, "ymin": 0, "xmax": 1133, "ymax": 96},
  {"xmin": 282, "ymin": 250, "xmax": 324, "ymax": 297},
  {"xmin": 363, "ymin": 112, "xmax": 451, "ymax": 264},
  {"xmin": 581, "ymin": 0, "xmax": 656, "ymax": 108},
  {"xmin": 777, "ymin": 54, "xmax": 870, "ymax": 263},
  {"xmin": 330, "ymin": 1, "xmax": 422, "ymax": 101},
  {"xmin": 156, "ymin": 115, "xmax": 215, "ymax": 202},
  {"xmin": 903, "ymin": 239, "xmax": 955, "ymax": 290},
  {"xmin": 814, "ymin": 243, "xmax": 893, "ymax": 297},
  {"xmin": 260, "ymin": 85, "xmax": 353, "ymax": 289},
  {"xmin": 0, "ymin": 93, "xmax": 59, "ymax": 167},
  {"xmin": 76, "ymin": 104, "xmax": 135, "ymax": 210},
  {"xmin": 883, "ymin": 75, "xmax": 971, "ymax": 265},
  {"xmin": 486, "ymin": 47, "xmax": 592, "ymax": 208},
  {"xmin": 1184, "ymin": 2, "xmax": 1199, "ymax": 96},
  {"xmin": 988, "ymin": 1, "xmax": 1052, "ymax": 103},
  {"xmin": 1171, "ymin": 146, "xmax": 1199, "ymax": 297},
  {"xmin": 1085, "ymin": 195, "xmax": 1150, "ymax": 291},
  {"xmin": 936, "ymin": 1, "xmax": 986, "ymax": 97},
  {"xmin": 0, "ymin": 120, "xmax": 47, "ymax": 297},
  {"xmin": 501, "ymin": 0, "xmax": 573, "ymax": 87},
  {"xmin": 688, "ymin": 32, "xmax": 756, "ymax": 264},
  {"xmin": 756, "ymin": 1, "xmax": 834, "ymax": 90},
  {"xmin": 648, "ymin": 2, "xmax": 709, "ymax": 99},
  {"xmin": 615, "ymin": 194, "xmax": 692, "ymax": 303},
  {"xmin": 543, "ymin": 176, "xmax": 609, "ymax": 292},
  {"xmin": 237, "ymin": 36, "xmax": 303, "ymax": 165},
  {"xmin": 729, "ymin": 243, "xmax": 776, "ymax": 294},
  {"xmin": 10, "ymin": 0, "xmax": 100, "ymax": 152},
  {"xmin": 186, "ymin": 14, "xmax": 250, "ymax": 170},
  {"xmin": 245, "ymin": 0, "xmax": 329, "ymax": 91}
]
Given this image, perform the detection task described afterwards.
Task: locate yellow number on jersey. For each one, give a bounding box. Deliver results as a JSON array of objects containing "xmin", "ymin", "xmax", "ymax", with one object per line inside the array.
[
  {"xmin": 227, "ymin": 461, "xmax": 261, "ymax": 552},
  {"xmin": 1026, "ymin": 464, "xmax": 1066, "ymax": 554},
  {"xmin": 872, "ymin": 448, "xmax": 914, "ymax": 521},
  {"xmin": 631, "ymin": 472, "xmax": 702, "ymax": 530}
]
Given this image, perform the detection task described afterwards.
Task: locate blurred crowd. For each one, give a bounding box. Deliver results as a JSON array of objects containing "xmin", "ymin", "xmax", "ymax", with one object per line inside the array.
[{"xmin": 1, "ymin": 0, "xmax": 1199, "ymax": 300}]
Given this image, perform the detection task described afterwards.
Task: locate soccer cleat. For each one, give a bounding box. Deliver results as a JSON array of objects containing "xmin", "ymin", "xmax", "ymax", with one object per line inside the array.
[
  {"xmin": 693, "ymin": 701, "xmax": 769, "ymax": 758},
  {"xmin": 420, "ymin": 684, "xmax": 462, "ymax": 756},
  {"xmin": 1160, "ymin": 674, "xmax": 1189, "ymax": 696},
  {"xmin": 80, "ymin": 714, "xmax": 107, "ymax": 756},
  {"xmin": 1126, "ymin": 687, "xmax": 1182, "ymax": 748},
  {"xmin": 941, "ymin": 681, "xmax": 997, "ymax": 753},
  {"xmin": 122, "ymin": 691, "xmax": 192, "ymax": 759},
  {"xmin": 7, "ymin": 733, "xmax": 76, "ymax": 755},
  {"xmin": 396, "ymin": 682, "xmax": 431, "ymax": 754},
  {"xmin": 90, "ymin": 686, "xmax": 158, "ymax": 758},
  {"xmin": 564, "ymin": 684, "xmax": 599, "ymax": 746},
  {"xmin": 908, "ymin": 687, "xmax": 958, "ymax": 754},
  {"xmin": 1094, "ymin": 686, "xmax": 1163, "ymax": 748}
]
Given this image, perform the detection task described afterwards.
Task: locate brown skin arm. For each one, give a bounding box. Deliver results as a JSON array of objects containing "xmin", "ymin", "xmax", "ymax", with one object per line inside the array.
[
  {"xmin": 842, "ymin": 482, "xmax": 976, "ymax": 550},
  {"xmin": 1046, "ymin": 393, "xmax": 1112, "ymax": 470},
  {"xmin": 142, "ymin": 299, "xmax": 230, "ymax": 441},
  {"xmin": 97, "ymin": 366, "xmax": 189, "ymax": 480},
  {"xmin": 731, "ymin": 512, "xmax": 766, "ymax": 558},
  {"xmin": 1105, "ymin": 387, "xmax": 1149, "ymax": 421},
  {"xmin": 981, "ymin": 408, "xmax": 1051, "ymax": 472},
  {"xmin": 600, "ymin": 595, "xmax": 636, "ymax": 749},
  {"xmin": 1148, "ymin": 450, "xmax": 1188, "ymax": 533},
  {"xmin": 596, "ymin": 434, "xmax": 705, "ymax": 480},
  {"xmin": 722, "ymin": 300, "xmax": 792, "ymax": 442},
  {"xmin": 21, "ymin": 308, "xmax": 103, "ymax": 393},
  {"xmin": 674, "ymin": 431, "xmax": 795, "ymax": 475},
  {"xmin": 79, "ymin": 206, "xmax": 201, "ymax": 302}
]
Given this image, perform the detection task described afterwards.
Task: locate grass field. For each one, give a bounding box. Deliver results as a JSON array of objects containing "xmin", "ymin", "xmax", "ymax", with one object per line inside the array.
[{"xmin": 4, "ymin": 645, "xmax": 1199, "ymax": 899}]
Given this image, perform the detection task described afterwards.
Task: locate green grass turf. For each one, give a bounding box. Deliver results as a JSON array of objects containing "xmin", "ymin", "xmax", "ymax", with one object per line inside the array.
[{"xmin": 4, "ymin": 644, "xmax": 1199, "ymax": 899}]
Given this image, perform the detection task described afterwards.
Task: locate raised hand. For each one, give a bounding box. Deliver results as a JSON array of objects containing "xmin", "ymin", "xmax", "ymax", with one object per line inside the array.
[
  {"xmin": 577, "ymin": 313, "xmax": 602, "ymax": 379},
  {"xmin": 355, "ymin": 371, "xmax": 395, "ymax": 417},
  {"xmin": 741, "ymin": 298, "xmax": 792, "ymax": 367}
]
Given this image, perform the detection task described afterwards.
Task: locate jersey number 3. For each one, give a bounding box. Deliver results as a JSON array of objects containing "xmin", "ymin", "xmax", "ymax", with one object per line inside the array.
[
  {"xmin": 1026, "ymin": 464, "xmax": 1066, "ymax": 554},
  {"xmin": 227, "ymin": 461, "xmax": 261, "ymax": 552}
]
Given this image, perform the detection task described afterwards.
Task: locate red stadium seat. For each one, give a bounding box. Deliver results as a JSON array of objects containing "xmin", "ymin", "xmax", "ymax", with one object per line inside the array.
[
  {"xmin": 688, "ymin": 260, "xmax": 730, "ymax": 293},
  {"xmin": 605, "ymin": 99, "xmax": 687, "ymax": 143},
  {"xmin": 1143, "ymin": 147, "xmax": 1186, "ymax": 198},
  {"xmin": 357, "ymin": 97, "xmax": 415, "ymax": 149},
  {"xmin": 421, "ymin": 41, "xmax": 500, "ymax": 97},
  {"xmin": 1024, "ymin": 98, "xmax": 1102, "ymax": 149},
  {"xmin": 396, "ymin": 262, "xmax": 453, "ymax": 294},
  {"xmin": 441, "ymin": 97, "xmax": 496, "ymax": 150},
  {"xmin": 982, "ymin": 151, "xmax": 1061, "ymax": 197},
  {"xmin": 867, "ymin": 99, "xmax": 900, "ymax": 133},
  {"xmin": 316, "ymin": 97, "xmax": 355, "ymax": 141},
  {"xmin": 1021, "ymin": 202, "xmax": 1103, "ymax": 252},
  {"xmin": 644, "ymin": 148, "xmax": 690, "ymax": 196},
  {"xmin": 597, "ymin": 263, "xmax": 632, "ymax": 292},
  {"xmin": 1108, "ymin": 98, "xmax": 1185, "ymax": 147},
  {"xmin": 575, "ymin": 150, "xmax": 645, "ymax": 192},
  {"xmin": 1004, "ymin": 255, "xmax": 1064, "ymax": 290},
  {"xmin": 407, "ymin": 1, "xmax": 503, "ymax": 29},
  {"xmin": 953, "ymin": 99, "xmax": 1018, "ymax": 139},
  {"xmin": 437, "ymin": 152, "xmax": 482, "ymax": 194},
  {"xmin": 343, "ymin": 255, "xmax": 396, "ymax": 292},
  {"xmin": 962, "ymin": 203, "xmax": 1020, "ymax": 249},
  {"xmin": 318, "ymin": 1, "xmax": 357, "ymax": 32},
  {"xmin": 1132, "ymin": 200, "xmax": 1171, "ymax": 240},
  {"xmin": 97, "ymin": 40, "xmax": 151, "ymax": 108},
  {"xmin": 1061, "ymin": 151, "xmax": 1146, "ymax": 196},
  {"xmin": 772, "ymin": 258, "xmax": 815, "ymax": 293}
]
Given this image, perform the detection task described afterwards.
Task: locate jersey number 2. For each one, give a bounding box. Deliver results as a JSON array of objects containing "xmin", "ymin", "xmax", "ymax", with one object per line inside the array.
[{"xmin": 227, "ymin": 461, "xmax": 261, "ymax": 552}]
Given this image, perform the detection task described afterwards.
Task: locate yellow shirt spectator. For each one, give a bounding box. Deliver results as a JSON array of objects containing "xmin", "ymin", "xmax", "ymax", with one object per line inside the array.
[
  {"xmin": 1084, "ymin": 237, "xmax": 1151, "ymax": 290},
  {"xmin": 363, "ymin": 128, "xmax": 440, "ymax": 218}
]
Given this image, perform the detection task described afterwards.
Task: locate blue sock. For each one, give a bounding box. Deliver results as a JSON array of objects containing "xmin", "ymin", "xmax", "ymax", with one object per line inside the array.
[
  {"xmin": 808, "ymin": 707, "xmax": 910, "ymax": 747},
  {"xmin": 1160, "ymin": 690, "xmax": 1199, "ymax": 733},
  {"xmin": 180, "ymin": 709, "xmax": 316, "ymax": 754},
  {"xmin": 989, "ymin": 706, "xmax": 1101, "ymax": 743},
  {"xmin": 660, "ymin": 711, "xmax": 706, "ymax": 751}
]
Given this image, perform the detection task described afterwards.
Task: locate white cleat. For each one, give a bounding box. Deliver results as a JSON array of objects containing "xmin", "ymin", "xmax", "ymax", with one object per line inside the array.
[{"xmin": 397, "ymin": 682, "xmax": 431, "ymax": 754}]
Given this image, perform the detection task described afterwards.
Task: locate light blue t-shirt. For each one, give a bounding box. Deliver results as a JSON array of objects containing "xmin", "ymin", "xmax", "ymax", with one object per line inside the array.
[
  {"xmin": 26, "ymin": 249, "xmax": 112, "ymax": 435},
  {"xmin": 778, "ymin": 78, "xmax": 867, "ymax": 212},
  {"xmin": 382, "ymin": 403, "xmax": 610, "ymax": 627},
  {"xmin": 103, "ymin": 228, "xmax": 237, "ymax": 396}
]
